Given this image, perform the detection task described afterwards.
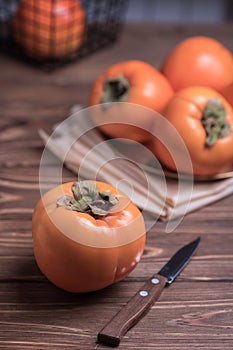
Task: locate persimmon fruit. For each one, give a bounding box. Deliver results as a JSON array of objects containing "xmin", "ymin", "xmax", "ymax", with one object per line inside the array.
[
  {"xmin": 32, "ymin": 181, "xmax": 146, "ymax": 293},
  {"xmin": 162, "ymin": 36, "xmax": 233, "ymax": 92},
  {"xmin": 88, "ymin": 60, "xmax": 174, "ymax": 143},
  {"xmin": 151, "ymin": 86, "xmax": 233, "ymax": 176}
]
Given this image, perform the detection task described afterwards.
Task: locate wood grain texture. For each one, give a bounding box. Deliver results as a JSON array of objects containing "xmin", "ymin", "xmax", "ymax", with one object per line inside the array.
[{"xmin": 0, "ymin": 23, "xmax": 233, "ymax": 350}]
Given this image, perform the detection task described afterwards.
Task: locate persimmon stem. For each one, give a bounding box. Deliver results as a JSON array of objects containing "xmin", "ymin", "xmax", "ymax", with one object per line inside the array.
[
  {"xmin": 57, "ymin": 181, "xmax": 118, "ymax": 218},
  {"xmin": 100, "ymin": 75, "xmax": 129, "ymax": 104},
  {"xmin": 201, "ymin": 98, "xmax": 231, "ymax": 147}
]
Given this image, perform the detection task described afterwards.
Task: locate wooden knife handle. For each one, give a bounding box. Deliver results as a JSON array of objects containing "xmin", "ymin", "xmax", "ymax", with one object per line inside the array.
[{"xmin": 97, "ymin": 274, "xmax": 167, "ymax": 347}]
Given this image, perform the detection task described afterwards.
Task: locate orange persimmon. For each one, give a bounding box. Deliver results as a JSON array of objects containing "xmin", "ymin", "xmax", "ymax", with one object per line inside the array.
[
  {"xmin": 151, "ymin": 86, "xmax": 233, "ymax": 176},
  {"xmin": 162, "ymin": 36, "xmax": 233, "ymax": 92},
  {"xmin": 88, "ymin": 60, "xmax": 174, "ymax": 143},
  {"xmin": 13, "ymin": 0, "xmax": 85, "ymax": 60},
  {"xmin": 32, "ymin": 181, "xmax": 146, "ymax": 293}
]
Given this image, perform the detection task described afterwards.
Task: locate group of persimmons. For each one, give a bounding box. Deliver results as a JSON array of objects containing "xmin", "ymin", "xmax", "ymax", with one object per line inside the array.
[
  {"xmin": 15, "ymin": 1, "xmax": 232, "ymax": 293},
  {"xmin": 88, "ymin": 36, "xmax": 233, "ymax": 178}
]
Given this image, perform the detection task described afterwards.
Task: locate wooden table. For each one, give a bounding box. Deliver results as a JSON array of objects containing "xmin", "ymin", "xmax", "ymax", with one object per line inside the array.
[{"xmin": 1, "ymin": 23, "xmax": 233, "ymax": 350}]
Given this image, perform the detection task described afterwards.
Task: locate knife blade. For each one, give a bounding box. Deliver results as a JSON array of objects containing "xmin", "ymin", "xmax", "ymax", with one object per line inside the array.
[{"xmin": 97, "ymin": 237, "xmax": 200, "ymax": 347}]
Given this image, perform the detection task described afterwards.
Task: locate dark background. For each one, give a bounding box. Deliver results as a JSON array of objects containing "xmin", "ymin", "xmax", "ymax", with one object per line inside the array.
[{"xmin": 125, "ymin": 0, "xmax": 233, "ymax": 23}]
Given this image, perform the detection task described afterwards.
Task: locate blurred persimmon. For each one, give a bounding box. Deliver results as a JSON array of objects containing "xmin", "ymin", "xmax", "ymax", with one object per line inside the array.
[
  {"xmin": 88, "ymin": 60, "xmax": 174, "ymax": 143},
  {"xmin": 161, "ymin": 36, "xmax": 233, "ymax": 92},
  {"xmin": 13, "ymin": 0, "xmax": 85, "ymax": 60}
]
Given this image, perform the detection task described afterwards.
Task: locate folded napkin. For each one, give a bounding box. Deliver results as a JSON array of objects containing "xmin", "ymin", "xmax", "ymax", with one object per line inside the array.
[{"xmin": 39, "ymin": 105, "xmax": 233, "ymax": 232}]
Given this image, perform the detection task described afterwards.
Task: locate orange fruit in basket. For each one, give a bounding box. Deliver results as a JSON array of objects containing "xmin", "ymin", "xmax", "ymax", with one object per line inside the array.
[
  {"xmin": 161, "ymin": 36, "xmax": 233, "ymax": 92},
  {"xmin": 13, "ymin": 0, "xmax": 85, "ymax": 60}
]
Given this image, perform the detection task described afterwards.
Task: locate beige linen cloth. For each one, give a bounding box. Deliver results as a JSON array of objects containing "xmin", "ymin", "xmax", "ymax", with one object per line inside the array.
[{"xmin": 39, "ymin": 105, "xmax": 233, "ymax": 227}]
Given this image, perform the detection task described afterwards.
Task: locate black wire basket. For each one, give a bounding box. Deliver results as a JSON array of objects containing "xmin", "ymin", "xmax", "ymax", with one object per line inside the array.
[{"xmin": 0, "ymin": 0, "xmax": 128, "ymax": 70}]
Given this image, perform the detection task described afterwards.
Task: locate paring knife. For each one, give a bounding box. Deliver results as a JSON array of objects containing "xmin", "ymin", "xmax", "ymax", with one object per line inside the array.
[{"xmin": 98, "ymin": 237, "xmax": 200, "ymax": 347}]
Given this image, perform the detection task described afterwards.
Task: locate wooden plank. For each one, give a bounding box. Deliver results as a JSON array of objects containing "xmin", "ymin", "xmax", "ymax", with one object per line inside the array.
[{"xmin": 0, "ymin": 281, "xmax": 233, "ymax": 349}]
